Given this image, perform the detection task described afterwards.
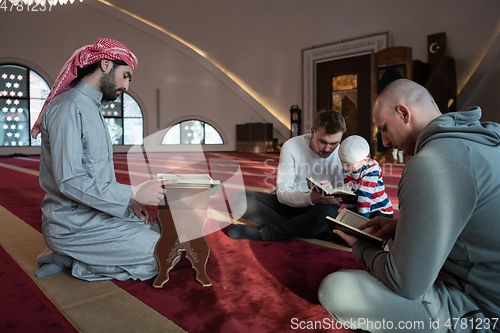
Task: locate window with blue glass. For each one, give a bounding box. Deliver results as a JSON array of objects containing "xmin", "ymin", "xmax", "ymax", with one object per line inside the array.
[
  {"xmin": 161, "ymin": 119, "xmax": 223, "ymax": 145},
  {"xmin": 0, "ymin": 64, "xmax": 50, "ymax": 147}
]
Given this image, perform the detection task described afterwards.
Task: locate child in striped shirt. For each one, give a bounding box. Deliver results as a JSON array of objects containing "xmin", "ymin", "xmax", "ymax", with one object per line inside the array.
[{"xmin": 338, "ymin": 135, "xmax": 394, "ymax": 219}]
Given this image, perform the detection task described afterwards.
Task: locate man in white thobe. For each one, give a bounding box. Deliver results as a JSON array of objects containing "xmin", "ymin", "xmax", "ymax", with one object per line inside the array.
[{"xmin": 32, "ymin": 38, "xmax": 171, "ymax": 281}]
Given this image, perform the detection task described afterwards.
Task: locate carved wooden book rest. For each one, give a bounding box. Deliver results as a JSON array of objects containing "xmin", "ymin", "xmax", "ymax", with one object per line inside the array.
[{"xmin": 153, "ymin": 186, "xmax": 214, "ymax": 288}]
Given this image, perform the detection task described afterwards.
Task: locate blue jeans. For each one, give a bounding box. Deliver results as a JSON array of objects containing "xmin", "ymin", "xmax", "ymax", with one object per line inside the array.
[{"xmin": 231, "ymin": 190, "xmax": 340, "ymax": 241}]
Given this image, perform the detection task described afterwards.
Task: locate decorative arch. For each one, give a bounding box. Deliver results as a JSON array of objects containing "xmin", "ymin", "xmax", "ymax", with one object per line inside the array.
[
  {"xmin": 0, "ymin": 62, "xmax": 50, "ymax": 147},
  {"xmin": 161, "ymin": 119, "xmax": 224, "ymax": 145},
  {"xmin": 101, "ymin": 92, "xmax": 144, "ymax": 145}
]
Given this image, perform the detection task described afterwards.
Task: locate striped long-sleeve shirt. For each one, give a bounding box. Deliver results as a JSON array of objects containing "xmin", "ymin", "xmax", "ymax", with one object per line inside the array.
[{"xmin": 343, "ymin": 159, "xmax": 393, "ymax": 218}]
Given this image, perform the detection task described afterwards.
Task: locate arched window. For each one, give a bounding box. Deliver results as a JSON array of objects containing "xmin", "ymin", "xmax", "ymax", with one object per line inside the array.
[
  {"xmin": 100, "ymin": 92, "xmax": 144, "ymax": 145},
  {"xmin": 0, "ymin": 64, "xmax": 50, "ymax": 147},
  {"xmin": 0, "ymin": 64, "xmax": 144, "ymax": 147},
  {"xmin": 162, "ymin": 119, "xmax": 223, "ymax": 145}
]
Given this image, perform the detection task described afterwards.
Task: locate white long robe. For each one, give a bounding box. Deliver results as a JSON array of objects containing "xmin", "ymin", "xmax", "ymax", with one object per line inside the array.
[{"xmin": 39, "ymin": 81, "xmax": 159, "ymax": 281}]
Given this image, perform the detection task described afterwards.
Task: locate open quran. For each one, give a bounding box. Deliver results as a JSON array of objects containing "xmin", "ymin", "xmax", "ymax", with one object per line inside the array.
[
  {"xmin": 326, "ymin": 208, "xmax": 384, "ymax": 246},
  {"xmin": 306, "ymin": 177, "xmax": 357, "ymax": 205},
  {"xmin": 157, "ymin": 173, "xmax": 221, "ymax": 197}
]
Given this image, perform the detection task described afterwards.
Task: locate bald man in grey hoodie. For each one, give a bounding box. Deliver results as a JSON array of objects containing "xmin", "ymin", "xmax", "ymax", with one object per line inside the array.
[{"xmin": 319, "ymin": 79, "xmax": 500, "ymax": 332}]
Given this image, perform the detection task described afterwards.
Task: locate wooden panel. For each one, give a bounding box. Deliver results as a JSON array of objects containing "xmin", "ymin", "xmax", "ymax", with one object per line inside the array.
[
  {"xmin": 236, "ymin": 124, "xmax": 250, "ymax": 142},
  {"xmin": 425, "ymin": 56, "xmax": 457, "ymax": 113},
  {"xmin": 374, "ymin": 46, "xmax": 413, "ymax": 70},
  {"xmin": 374, "ymin": 46, "xmax": 413, "ymax": 94},
  {"xmin": 236, "ymin": 123, "xmax": 274, "ymax": 153},
  {"xmin": 316, "ymin": 53, "xmax": 372, "ymax": 144},
  {"xmin": 373, "ymin": 47, "xmax": 413, "ymax": 156},
  {"xmin": 427, "ymin": 32, "xmax": 446, "ymax": 64}
]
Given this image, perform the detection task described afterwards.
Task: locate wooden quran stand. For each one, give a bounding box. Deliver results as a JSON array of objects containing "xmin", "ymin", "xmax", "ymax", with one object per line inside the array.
[{"xmin": 153, "ymin": 186, "xmax": 213, "ymax": 288}]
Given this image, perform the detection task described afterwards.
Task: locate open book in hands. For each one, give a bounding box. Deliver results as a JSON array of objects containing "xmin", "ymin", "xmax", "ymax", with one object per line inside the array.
[
  {"xmin": 157, "ymin": 173, "xmax": 221, "ymax": 197},
  {"xmin": 326, "ymin": 209, "xmax": 384, "ymax": 246},
  {"xmin": 306, "ymin": 177, "xmax": 357, "ymax": 205}
]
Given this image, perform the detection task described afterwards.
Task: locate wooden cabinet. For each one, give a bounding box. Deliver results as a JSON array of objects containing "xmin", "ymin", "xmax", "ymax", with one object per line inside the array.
[
  {"xmin": 413, "ymin": 56, "xmax": 457, "ymax": 113},
  {"xmin": 236, "ymin": 122, "xmax": 274, "ymax": 153}
]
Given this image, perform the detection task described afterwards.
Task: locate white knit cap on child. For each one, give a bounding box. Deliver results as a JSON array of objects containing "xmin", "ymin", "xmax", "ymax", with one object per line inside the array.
[{"xmin": 338, "ymin": 135, "xmax": 370, "ymax": 163}]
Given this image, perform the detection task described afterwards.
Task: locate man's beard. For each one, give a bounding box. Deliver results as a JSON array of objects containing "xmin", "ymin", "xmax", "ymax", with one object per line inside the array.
[
  {"xmin": 311, "ymin": 142, "xmax": 333, "ymax": 158},
  {"xmin": 318, "ymin": 150, "xmax": 332, "ymax": 158},
  {"xmin": 99, "ymin": 70, "xmax": 123, "ymax": 102}
]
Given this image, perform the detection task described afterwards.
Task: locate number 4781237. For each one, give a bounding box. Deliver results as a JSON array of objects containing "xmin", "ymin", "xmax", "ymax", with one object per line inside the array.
[
  {"xmin": 0, "ymin": 0, "xmax": 53, "ymax": 11},
  {"xmin": 444, "ymin": 317, "xmax": 498, "ymax": 331}
]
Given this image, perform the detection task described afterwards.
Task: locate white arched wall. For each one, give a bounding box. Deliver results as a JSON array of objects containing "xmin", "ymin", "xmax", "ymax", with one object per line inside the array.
[
  {"xmin": 0, "ymin": 1, "xmax": 289, "ymax": 156},
  {"xmin": 0, "ymin": 0, "xmax": 499, "ymax": 157},
  {"xmin": 112, "ymin": 0, "xmax": 499, "ymax": 128}
]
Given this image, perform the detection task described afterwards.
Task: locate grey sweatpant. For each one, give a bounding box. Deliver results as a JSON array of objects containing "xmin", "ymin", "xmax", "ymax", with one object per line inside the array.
[{"xmin": 318, "ymin": 270, "xmax": 493, "ymax": 332}]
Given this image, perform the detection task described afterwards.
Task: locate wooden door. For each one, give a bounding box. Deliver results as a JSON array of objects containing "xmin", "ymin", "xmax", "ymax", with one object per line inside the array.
[{"xmin": 316, "ymin": 54, "xmax": 372, "ymax": 144}]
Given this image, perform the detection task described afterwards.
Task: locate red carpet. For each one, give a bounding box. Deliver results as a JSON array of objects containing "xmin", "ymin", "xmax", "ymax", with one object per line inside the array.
[
  {"xmin": 0, "ymin": 245, "xmax": 78, "ymax": 333},
  {"xmin": 0, "ymin": 153, "xmax": 403, "ymax": 332},
  {"xmin": 115, "ymin": 222, "xmax": 364, "ymax": 332}
]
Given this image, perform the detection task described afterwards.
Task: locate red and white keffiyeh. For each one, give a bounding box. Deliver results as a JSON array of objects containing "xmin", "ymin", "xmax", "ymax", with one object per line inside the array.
[{"xmin": 30, "ymin": 38, "xmax": 138, "ymax": 139}]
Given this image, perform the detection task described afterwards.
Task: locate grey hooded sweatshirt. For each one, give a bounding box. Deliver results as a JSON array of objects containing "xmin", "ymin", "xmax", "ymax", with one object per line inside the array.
[{"xmin": 353, "ymin": 107, "xmax": 500, "ymax": 324}]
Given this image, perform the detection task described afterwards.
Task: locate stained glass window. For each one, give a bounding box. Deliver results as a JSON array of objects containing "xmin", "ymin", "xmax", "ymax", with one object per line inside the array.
[
  {"xmin": 0, "ymin": 64, "xmax": 50, "ymax": 147},
  {"xmin": 101, "ymin": 93, "xmax": 143, "ymax": 145},
  {"xmin": 162, "ymin": 119, "xmax": 223, "ymax": 145}
]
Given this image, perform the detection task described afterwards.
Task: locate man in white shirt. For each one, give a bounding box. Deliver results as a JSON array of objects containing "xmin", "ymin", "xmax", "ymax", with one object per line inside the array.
[{"xmin": 229, "ymin": 110, "xmax": 345, "ymax": 241}]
